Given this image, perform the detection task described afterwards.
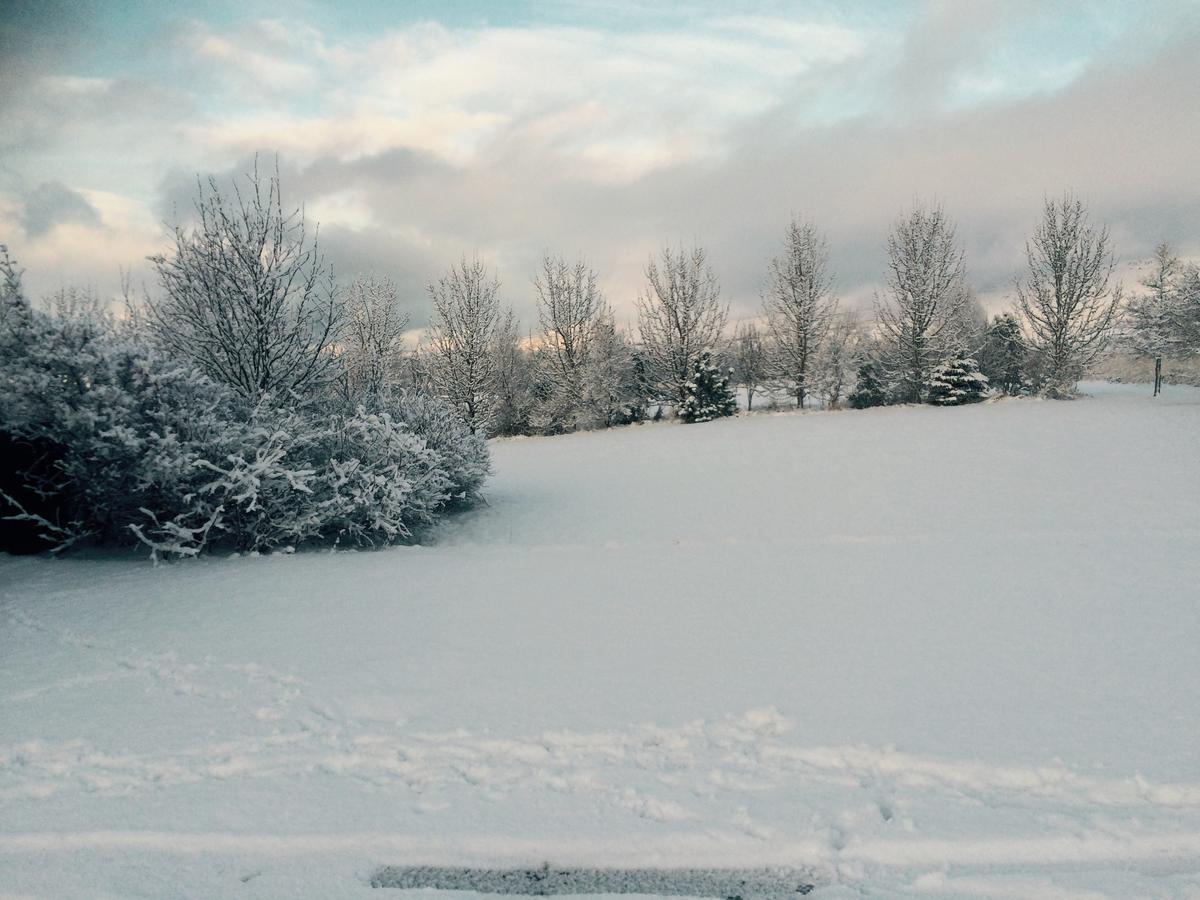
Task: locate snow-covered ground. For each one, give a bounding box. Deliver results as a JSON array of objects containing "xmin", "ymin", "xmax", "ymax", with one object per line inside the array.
[{"xmin": 2, "ymin": 382, "xmax": 1198, "ymax": 898}]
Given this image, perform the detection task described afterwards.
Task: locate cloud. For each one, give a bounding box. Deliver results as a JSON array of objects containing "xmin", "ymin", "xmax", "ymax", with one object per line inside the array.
[
  {"xmin": 1, "ymin": 2, "xmax": 1197, "ymax": 323},
  {"xmin": 20, "ymin": 181, "xmax": 101, "ymax": 236},
  {"xmin": 0, "ymin": 186, "xmax": 165, "ymax": 299}
]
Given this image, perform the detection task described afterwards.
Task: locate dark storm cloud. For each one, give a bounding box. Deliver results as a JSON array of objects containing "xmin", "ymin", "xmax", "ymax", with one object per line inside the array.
[{"xmin": 21, "ymin": 181, "xmax": 101, "ymax": 236}]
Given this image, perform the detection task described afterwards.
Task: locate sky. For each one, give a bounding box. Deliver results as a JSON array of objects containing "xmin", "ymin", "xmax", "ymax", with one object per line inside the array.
[{"xmin": 1, "ymin": 0, "xmax": 1198, "ymax": 328}]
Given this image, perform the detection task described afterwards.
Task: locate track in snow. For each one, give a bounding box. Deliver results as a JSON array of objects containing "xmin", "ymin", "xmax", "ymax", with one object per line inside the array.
[{"xmin": 369, "ymin": 864, "xmax": 818, "ymax": 896}]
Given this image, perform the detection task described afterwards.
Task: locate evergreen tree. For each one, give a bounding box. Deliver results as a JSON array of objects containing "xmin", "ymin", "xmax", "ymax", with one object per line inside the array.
[
  {"xmin": 978, "ymin": 313, "xmax": 1026, "ymax": 396},
  {"xmin": 679, "ymin": 352, "xmax": 737, "ymax": 423},
  {"xmin": 848, "ymin": 361, "xmax": 888, "ymax": 409},
  {"xmin": 927, "ymin": 352, "xmax": 989, "ymax": 405}
]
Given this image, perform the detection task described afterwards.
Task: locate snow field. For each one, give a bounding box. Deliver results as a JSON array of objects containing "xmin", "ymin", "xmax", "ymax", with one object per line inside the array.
[{"xmin": 1, "ymin": 382, "xmax": 1199, "ymax": 897}]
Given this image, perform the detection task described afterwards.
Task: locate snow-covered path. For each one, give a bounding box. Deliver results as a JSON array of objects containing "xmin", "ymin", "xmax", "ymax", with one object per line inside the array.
[{"xmin": 2, "ymin": 383, "xmax": 1199, "ymax": 897}]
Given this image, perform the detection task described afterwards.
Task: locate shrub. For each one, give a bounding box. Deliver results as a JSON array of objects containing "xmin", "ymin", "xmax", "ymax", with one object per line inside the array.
[
  {"xmin": 679, "ymin": 352, "xmax": 737, "ymax": 423},
  {"xmin": 383, "ymin": 392, "xmax": 491, "ymax": 503},
  {"xmin": 927, "ymin": 353, "xmax": 989, "ymax": 406},
  {"xmin": 978, "ymin": 313, "xmax": 1027, "ymax": 396},
  {"xmin": 848, "ymin": 362, "xmax": 889, "ymax": 409},
  {"xmin": 1, "ymin": 300, "xmax": 490, "ymax": 559}
]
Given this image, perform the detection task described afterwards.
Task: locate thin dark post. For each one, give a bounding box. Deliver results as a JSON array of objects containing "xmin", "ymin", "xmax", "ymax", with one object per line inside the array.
[{"xmin": 1154, "ymin": 356, "xmax": 1162, "ymax": 396}]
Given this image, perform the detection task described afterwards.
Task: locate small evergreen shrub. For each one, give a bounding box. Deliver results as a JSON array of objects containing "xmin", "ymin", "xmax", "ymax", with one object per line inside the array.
[
  {"xmin": 927, "ymin": 353, "xmax": 989, "ymax": 405},
  {"xmin": 679, "ymin": 352, "xmax": 737, "ymax": 423},
  {"xmin": 979, "ymin": 314, "xmax": 1027, "ymax": 395},
  {"xmin": 848, "ymin": 362, "xmax": 889, "ymax": 409}
]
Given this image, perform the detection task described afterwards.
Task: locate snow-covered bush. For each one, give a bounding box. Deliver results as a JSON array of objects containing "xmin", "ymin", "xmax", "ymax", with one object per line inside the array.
[
  {"xmin": 127, "ymin": 401, "xmax": 319, "ymax": 558},
  {"xmin": 302, "ymin": 407, "xmax": 449, "ymax": 548},
  {"xmin": 0, "ymin": 301, "xmax": 245, "ymax": 553},
  {"xmin": 381, "ymin": 392, "xmax": 491, "ymax": 504},
  {"xmin": 129, "ymin": 400, "xmax": 485, "ymax": 558},
  {"xmin": 679, "ymin": 352, "xmax": 737, "ymax": 423},
  {"xmin": 927, "ymin": 353, "xmax": 989, "ymax": 405},
  {"xmin": 1, "ymin": 271, "xmax": 491, "ymax": 558}
]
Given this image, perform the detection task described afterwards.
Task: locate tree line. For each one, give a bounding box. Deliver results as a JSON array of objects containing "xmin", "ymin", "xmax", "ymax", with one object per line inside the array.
[
  {"xmin": 291, "ymin": 187, "xmax": 1195, "ymax": 432},
  {"xmin": 3, "ymin": 162, "xmax": 1198, "ymax": 557},
  {"xmin": 126, "ymin": 167, "xmax": 1200, "ymax": 436}
]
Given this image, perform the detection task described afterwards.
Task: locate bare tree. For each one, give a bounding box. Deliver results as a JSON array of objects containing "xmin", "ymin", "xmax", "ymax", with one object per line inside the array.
[
  {"xmin": 44, "ymin": 286, "xmax": 106, "ymax": 323},
  {"xmin": 1174, "ymin": 263, "xmax": 1200, "ymax": 358},
  {"xmin": 1015, "ymin": 194, "xmax": 1122, "ymax": 396},
  {"xmin": 957, "ymin": 288, "xmax": 989, "ymax": 354},
  {"xmin": 147, "ymin": 162, "xmax": 340, "ymax": 402},
  {"xmin": 812, "ymin": 311, "xmax": 862, "ymax": 410},
  {"xmin": 731, "ymin": 321, "xmax": 768, "ymax": 411},
  {"xmin": 399, "ymin": 351, "xmax": 433, "ymax": 395},
  {"xmin": 581, "ymin": 309, "xmax": 642, "ymax": 428},
  {"xmin": 762, "ymin": 219, "xmax": 839, "ymax": 408},
  {"xmin": 636, "ymin": 244, "xmax": 728, "ymax": 406},
  {"xmin": 424, "ymin": 255, "xmax": 502, "ymax": 433},
  {"xmin": 491, "ymin": 309, "xmax": 535, "ymax": 436},
  {"xmin": 534, "ymin": 253, "xmax": 605, "ymax": 428},
  {"xmin": 875, "ymin": 201, "xmax": 970, "ymax": 403},
  {"xmin": 1126, "ymin": 242, "xmax": 1182, "ymax": 396},
  {"xmin": 339, "ymin": 274, "xmax": 409, "ymax": 402}
]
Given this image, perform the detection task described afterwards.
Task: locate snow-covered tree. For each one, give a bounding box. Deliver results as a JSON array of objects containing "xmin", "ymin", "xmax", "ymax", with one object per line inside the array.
[
  {"xmin": 978, "ymin": 313, "xmax": 1026, "ymax": 396},
  {"xmin": 812, "ymin": 312, "xmax": 861, "ymax": 410},
  {"xmin": 927, "ymin": 352, "xmax": 989, "ymax": 405},
  {"xmin": 580, "ymin": 309, "xmax": 644, "ymax": 428},
  {"xmin": 1126, "ymin": 243, "xmax": 1186, "ymax": 396},
  {"xmin": 679, "ymin": 352, "xmax": 737, "ymax": 423},
  {"xmin": 339, "ymin": 274, "xmax": 409, "ymax": 402},
  {"xmin": 637, "ymin": 244, "xmax": 728, "ymax": 406},
  {"xmin": 1015, "ymin": 194, "xmax": 1122, "ymax": 397},
  {"xmin": 534, "ymin": 253, "xmax": 604, "ymax": 428},
  {"xmin": 0, "ymin": 245, "xmax": 23, "ymax": 320},
  {"xmin": 0, "ymin": 248, "xmax": 52, "ymax": 553},
  {"xmin": 957, "ymin": 290, "xmax": 989, "ymax": 354},
  {"xmin": 848, "ymin": 361, "xmax": 889, "ymax": 409},
  {"xmin": 875, "ymin": 201, "xmax": 971, "ymax": 403},
  {"xmin": 491, "ymin": 308, "xmax": 535, "ymax": 436},
  {"xmin": 1174, "ymin": 264, "xmax": 1200, "ymax": 358},
  {"xmin": 762, "ymin": 219, "xmax": 838, "ymax": 408},
  {"xmin": 147, "ymin": 162, "xmax": 341, "ymax": 402},
  {"xmin": 731, "ymin": 321, "xmax": 768, "ymax": 411},
  {"xmin": 425, "ymin": 255, "xmax": 503, "ymax": 434}
]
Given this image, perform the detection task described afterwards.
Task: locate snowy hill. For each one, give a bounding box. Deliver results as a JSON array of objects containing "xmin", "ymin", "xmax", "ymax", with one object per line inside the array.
[{"xmin": 2, "ymin": 382, "xmax": 1199, "ymax": 898}]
